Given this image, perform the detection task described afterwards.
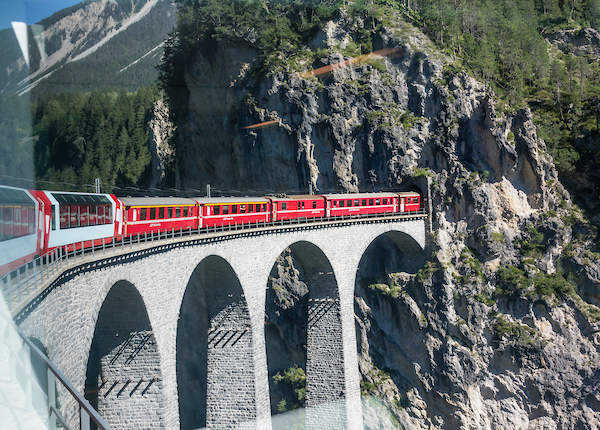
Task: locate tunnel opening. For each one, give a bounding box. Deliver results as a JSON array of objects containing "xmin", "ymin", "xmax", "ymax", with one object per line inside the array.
[
  {"xmin": 266, "ymin": 241, "xmax": 345, "ymax": 429},
  {"xmin": 177, "ymin": 255, "xmax": 255, "ymax": 430},
  {"xmin": 84, "ymin": 280, "xmax": 164, "ymax": 430}
]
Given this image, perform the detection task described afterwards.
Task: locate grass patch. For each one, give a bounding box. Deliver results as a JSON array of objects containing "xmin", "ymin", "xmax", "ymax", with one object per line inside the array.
[
  {"xmin": 416, "ymin": 261, "xmax": 437, "ymax": 284},
  {"xmin": 474, "ymin": 293, "xmax": 496, "ymax": 307},
  {"xmin": 493, "ymin": 315, "xmax": 537, "ymax": 345}
]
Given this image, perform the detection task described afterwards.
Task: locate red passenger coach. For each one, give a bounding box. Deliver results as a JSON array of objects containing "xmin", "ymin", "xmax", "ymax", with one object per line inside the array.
[
  {"xmin": 120, "ymin": 197, "xmax": 199, "ymax": 235},
  {"xmin": 195, "ymin": 197, "xmax": 270, "ymax": 228},
  {"xmin": 323, "ymin": 193, "xmax": 398, "ymax": 217},
  {"xmin": 269, "ymin": 195, "xmax": 326, "ymax": 221},
  {"xmin": 398, "ymin": 191, "xmax": 421, "ymax": 212}
]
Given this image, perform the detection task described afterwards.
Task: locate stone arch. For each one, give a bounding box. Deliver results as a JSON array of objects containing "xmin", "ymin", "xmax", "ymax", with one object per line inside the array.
[
  {"xmin": 84, "ymin": 280, "xmax": 165, "ymax": 430},
  {"xmin": 265, "ymin": 240, "xmax": 346, "ymax": 429},
  {"xmin": 354, "ymin": 230, "xmax": 427, "ymax": 427},
  {"xmin": 177, "ymin": 254, "xmax": 255, "ymax": 430},
  {"xmin": 356, "ymin": 230, "xmax": 426, "ymax": 287}
]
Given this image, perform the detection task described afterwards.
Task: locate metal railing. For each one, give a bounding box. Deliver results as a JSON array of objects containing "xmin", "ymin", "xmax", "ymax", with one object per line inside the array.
[
  {"xmin": 0, "ymin": 305, "xmax": 112, "ymax": 430},
  {"xmin": 1, "ymin": 209, "xmax": 427, "ymax": 315}
]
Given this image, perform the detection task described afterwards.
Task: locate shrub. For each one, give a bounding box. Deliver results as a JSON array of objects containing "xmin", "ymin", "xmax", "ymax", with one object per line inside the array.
[
  {"xmin": 491, "ymin": 232, "xmax": 505, "ymax": 243},
  {"xmin": 416, "ymin": 261, "xmax": 437, "ymax": 283},
  {"xmin": 493, "ymin": 315, "xmax": 536, "ymax": 345},
  {"xmin": 496, "ymin": 265, "xmax": 530, "ymax": 290},
  {"xmin": 533, "ymin": 272, "xmax": 574, "ymax": 298},
  {"xmin": 474, "ymin": 293, "xmax": 496, "ymax": 306}
]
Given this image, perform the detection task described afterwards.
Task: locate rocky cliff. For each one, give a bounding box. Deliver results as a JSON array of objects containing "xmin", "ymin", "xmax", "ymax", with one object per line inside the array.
[{"xmin": 166, "ymin": 7, "xmax": 600, "ymax": 429}]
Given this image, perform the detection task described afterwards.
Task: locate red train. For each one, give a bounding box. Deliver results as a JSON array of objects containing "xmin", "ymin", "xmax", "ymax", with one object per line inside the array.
[{"xmin": 0, "ymin": 185, "xmax": 422, "ymax": 276}]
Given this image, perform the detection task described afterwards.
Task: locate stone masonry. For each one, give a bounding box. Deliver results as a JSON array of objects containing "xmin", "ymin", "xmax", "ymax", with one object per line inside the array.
[{"xmin": 15, "ymin": 218, "xmax": 426, "ymax": 429}]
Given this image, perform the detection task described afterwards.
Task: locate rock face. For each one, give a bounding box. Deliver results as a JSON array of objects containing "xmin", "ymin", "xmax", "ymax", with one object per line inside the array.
[
  {"xmin": 168, "ymin": 10, "xmax": 600, "ymax": 430},
  {"xmin": 546, "ymin": 28, "xmax": 600, "ymax": 59},
  {"xmin": 148, "ymin": 98, "xmax": 176, "ymax": 187}
]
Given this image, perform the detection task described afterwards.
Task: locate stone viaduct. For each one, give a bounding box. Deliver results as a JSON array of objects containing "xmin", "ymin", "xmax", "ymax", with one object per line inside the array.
[{"xmin": 14, "ymin": 217, "xmax": 426, "ymax": 430}]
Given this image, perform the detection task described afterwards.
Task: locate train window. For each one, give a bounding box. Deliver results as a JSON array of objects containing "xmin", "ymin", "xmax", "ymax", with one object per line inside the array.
[
  {"xmin": 223, "ymin": 205, "xmax": 230, "ymax": 215},
  {"xmin": 28, "ymin": 207, "xmax": 35, "ymax": 234},
  {"xmin": 339, "ymin": 200, "xmax": 344, "ymax": 207},
  {"xmin": 232, "ymin": 205, "xmax": 238, "ymax": 214},
  {"xmin": 262, "ymin": 204, "xmax": 267, "ymax": 212},
  {"xmin": 105, "ymin": 205, "xmax": 113, "ymax": 224},
  {"xmin": 301, "ymin": 201, "xmax": 305, "ymax": 209},
  {"xmin": 168, "ymin": 207, "xmax": 173, "ymax": 218},
  {"xmin": 240, "ymin": 205, "xmax": 246, "ymax": 213},
  {"xmin": 369, "ymin": 199, "xmax": 373, "ymax": 205},
  {"xmin": 383, "ymin": 198, "xmax": 388, "ymax": 205},
  {"xmin": 413, "ymin": 197, "xmax": 419, "ymax": 204},
  {"xmin": 248, "ymin": 204, "xmax": 254, "ymax": 213},
  {"xmin": 282, "ymin": 202, "xmax": 287, "ymax": 210},
  {"xmin": 376, "ymin": 199, "xmax": 380, "ymax": 205},
  {"xmin": 176, "ymin": 207, "xmax": 181, "ymax": 217},
  {"xmin": 0, "ymin": 207, "xmax": 3, "ymax": 240},
  {"xmin": 80, "ymin": 205, "xmax": 89, "ymax": 227},
  {"xmin": 214, "ymin": 205, "xmax": 220, "ymax": 215},
  {"xmin": 313, "ymin": 201, "xmax": 317, "ymax": 209},
  {"xmin": 59, "ymin": 206, "xmax": 67, "ymax": 229},
  {"xmin": 140, "ymin": 208, "xmax": 146, "ymax": 220},
  {"xmin": 361, "ymin": 199, "xmax": 366, "ymax": 206},
  {"xmin": 68, "ymin": 205, "xmax": 77, "ymax": 228},
  {"xmin": 96, "ymin": 205, "xmax": 104, "ymax": 224},
  {"xmin": 51, "ymin": 205, "xmax": 56, "ymax": 230},
  {"xmin": 89, "ymin": 205, "xmax": 97, "ymax": 225},
  {"xmin": 149, "ymin": 207, "xmax": 156, "ymax": 220},
  {"xmin": 159, "ymin": 207, "xmax": 165, "ymax": 219},
  {"xmin": 19, "ymin": 208, "xmax": 26, "ymax": 235},
  {"xmin": 3, "ymin": 206, "xmax": 13, "ymax": 239}
]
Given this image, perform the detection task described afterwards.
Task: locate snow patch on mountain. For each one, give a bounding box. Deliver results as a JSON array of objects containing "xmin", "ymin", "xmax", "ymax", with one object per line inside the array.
[
  {"xmin": 118, "ymin": 42, "xmax": 165, "ymax": 73},
  {"xmin": 70, "ymin": 0, "xmax": 159, "ymax": 63}
]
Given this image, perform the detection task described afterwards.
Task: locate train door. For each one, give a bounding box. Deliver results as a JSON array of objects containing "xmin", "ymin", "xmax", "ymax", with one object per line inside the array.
[{"xmin": 400, "ymin": 197, "xmax": 405, "ymax": 213}]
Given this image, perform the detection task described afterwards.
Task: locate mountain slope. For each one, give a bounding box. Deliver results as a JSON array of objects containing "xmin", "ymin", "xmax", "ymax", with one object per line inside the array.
[{"xmin": 0, "ymin": 0, "xmax": 176, "ymax": 95}]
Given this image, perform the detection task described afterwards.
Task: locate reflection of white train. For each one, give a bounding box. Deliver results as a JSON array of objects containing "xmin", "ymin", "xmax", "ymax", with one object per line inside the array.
[
  {"xmin": 0, "ymin": 185, "xmax": 123, "ymax": 276},
  {"xmin": 0, "ymin": 185, "xmax": 423, "ymax": 276}
]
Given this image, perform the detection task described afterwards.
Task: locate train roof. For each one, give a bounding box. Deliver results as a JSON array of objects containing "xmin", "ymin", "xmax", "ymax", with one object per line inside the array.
[
  {"xmin": 51, "ymin": 192, "xmax": 112, "ymax": 204},
  {"xmin": 119, "ymin": 196, "xmax": 197, "ymax": 206},
  {"xmin": 192, "ymin": 197, "xmax": 271, "ymax": 204},
  {"xmin": 0, "ymin": 186, "xmax": 34, "ymax": 205},
  {"xmin": 397, "ymin": 191, "xmax": 420, "ymax": 196},
  {"xmin": 320, "ymin": 192, "xmax": 399, "ymax": 199},
  {"xmin": 267, "ymin": 194, "xmax": 324, "ymax": 201}
]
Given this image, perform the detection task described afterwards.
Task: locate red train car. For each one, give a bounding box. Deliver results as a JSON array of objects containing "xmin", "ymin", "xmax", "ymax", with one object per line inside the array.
[
  {"xmin": 323, "ymin": 192, "xmax": 398, "ymax": 217},
  {"xmin": 120, "ymin": 197, "xmax": 199, "ymax": 235},
  {"xmin": 268, "ymin": 195, "xmax": 326, "ymax": 221},
  {"xmin": 398, "ymin": 191, "xmax": 421, "ymax": 212},
  {"xmin": 194, "ymin": 197, "xmax": 270, "ymax": 228}
]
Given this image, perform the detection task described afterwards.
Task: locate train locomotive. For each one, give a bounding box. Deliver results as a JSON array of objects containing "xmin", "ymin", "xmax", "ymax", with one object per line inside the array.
[{"xmin": 0, "ymin": 185, "xmax": 422, "ymax": 276}]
